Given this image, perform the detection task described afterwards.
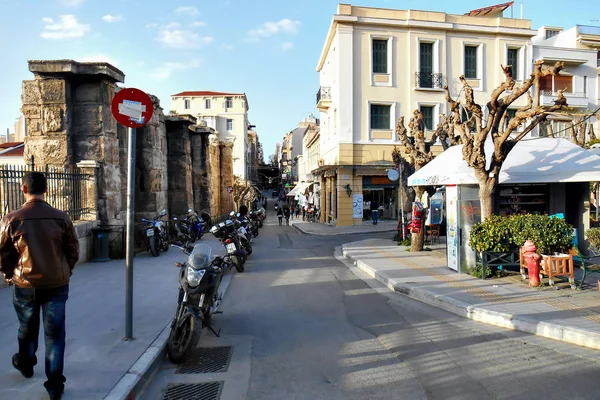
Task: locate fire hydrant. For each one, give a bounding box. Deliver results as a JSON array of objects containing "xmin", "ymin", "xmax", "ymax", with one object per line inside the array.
[{"xmin": 522, "ymin": 240, "xmax": 541, "ymax": 287}]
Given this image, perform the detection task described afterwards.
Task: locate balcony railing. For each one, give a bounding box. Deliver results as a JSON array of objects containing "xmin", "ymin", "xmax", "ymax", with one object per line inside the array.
[
  {"xmin": 540, "ymin": 90, "xmax": 588, "ymax": 107},
  {"xmin": 415, "ymin": 72, "xmax": 444, "ymax": 89},
  {"xmin": 316, "ymin": 86, "xmax": 331, "ymax": 105}
]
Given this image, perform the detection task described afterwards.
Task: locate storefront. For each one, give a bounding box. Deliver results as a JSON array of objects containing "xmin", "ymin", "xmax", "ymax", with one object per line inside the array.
[
  {"xmin": 409, "ymin": 138, "xmax": 600, "ymax": 272},
  {"xmin": 361, "ymin": 176, "xmax": 399, "ymax": 220}
]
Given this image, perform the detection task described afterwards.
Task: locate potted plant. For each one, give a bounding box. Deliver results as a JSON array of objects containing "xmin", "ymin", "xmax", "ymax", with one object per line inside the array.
[{"xmin": 469, "ymin": 215, "xmax": 518, "ymax": 278}]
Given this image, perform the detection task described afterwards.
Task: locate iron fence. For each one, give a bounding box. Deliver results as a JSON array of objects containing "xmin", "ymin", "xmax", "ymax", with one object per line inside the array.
[
  {"xmin": 0, "ymin": 157, "xmax": 91, "ymax": 221},
  {"xmin": 415, "ymin": 72, "xmax": 444, "ymax": 89}
]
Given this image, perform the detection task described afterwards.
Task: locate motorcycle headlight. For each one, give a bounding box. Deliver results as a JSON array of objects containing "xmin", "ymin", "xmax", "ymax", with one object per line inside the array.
[{"xmin": 186, "ymin": 266, "xmax": 205, "ymax": 287}]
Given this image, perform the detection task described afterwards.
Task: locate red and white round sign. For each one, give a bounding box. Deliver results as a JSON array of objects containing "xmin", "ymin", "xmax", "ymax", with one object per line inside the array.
[{"xmin": 111, "ymin": 88, "xmax": 154, "ymax": 128}]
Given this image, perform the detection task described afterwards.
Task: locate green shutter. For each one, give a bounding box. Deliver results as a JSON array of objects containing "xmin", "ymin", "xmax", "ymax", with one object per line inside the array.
[
  {"xmin": 507, "ymin": 49, "xmax": 519, "ymax": 80},
  {"xmin": 420, "ymin": 106, "xmax": 434, "ymax": 130},
  {"xmin": 464, "ymin": 46, "xmax": 478, "ymax": 79},
  {"xmin": 370, "ymin": 105, "xmax": 390, "ymax": 130},
  {"xmin": 372, "ymin": 40, "xmax": 388, "ymax": 73}
]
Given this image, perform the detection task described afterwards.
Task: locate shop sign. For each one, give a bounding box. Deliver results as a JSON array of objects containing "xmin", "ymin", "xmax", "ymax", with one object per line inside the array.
[{"xmin": 352, "ymin": 194, "xmax": 363, "ymax": 218}]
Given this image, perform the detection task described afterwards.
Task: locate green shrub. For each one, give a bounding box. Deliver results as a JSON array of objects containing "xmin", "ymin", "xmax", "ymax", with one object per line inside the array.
[
  {"xmin": 469, "ymin": 214, "xmax": 574, "ymax": 255},
  {"xmin": 586, "ymin": 227, "xmax": 600, "ymax": 249}
]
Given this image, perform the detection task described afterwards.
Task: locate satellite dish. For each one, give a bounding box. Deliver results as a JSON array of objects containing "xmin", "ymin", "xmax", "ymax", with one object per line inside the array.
[{"xmin": 387, "ymin": 169, "xmax": 399, "ymax": 181}]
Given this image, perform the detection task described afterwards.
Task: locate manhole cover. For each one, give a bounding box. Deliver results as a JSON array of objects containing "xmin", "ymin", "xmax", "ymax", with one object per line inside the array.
[
  {"xmin": 161, "ymin": 382, "xmax": 223, "ymax": 400},
  {"xmin": 176, "ymin": 346, "xmax": 233, "ymax": 374}
]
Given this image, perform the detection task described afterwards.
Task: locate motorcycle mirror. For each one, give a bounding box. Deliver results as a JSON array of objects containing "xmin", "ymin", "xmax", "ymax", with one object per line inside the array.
[
  {"xmin": 175, "ymin": 262, "xmax": 183, "ymax": 268},
  {"xmin": 236, "ymin": 213, "xmax": 241, "ymax": 218}
]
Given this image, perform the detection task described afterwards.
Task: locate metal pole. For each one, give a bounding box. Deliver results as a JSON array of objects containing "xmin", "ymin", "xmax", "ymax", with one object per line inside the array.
[
  {"xmin": 125, "ymin": 127, "xmax": 136, "ymax": 340},
  {"xmin": 399, "ymin": 164, "xmax": 406, "ymax": 240}
]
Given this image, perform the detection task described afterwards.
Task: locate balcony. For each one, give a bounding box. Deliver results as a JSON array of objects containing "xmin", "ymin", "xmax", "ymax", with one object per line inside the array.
[
  {"xmin": 540, "ymin": 90, "xmax": 589, "ymax": 108},
  {"xmin": 316, "ymin": 86, "xmax": 331, "ymax": 111},
  {"xmin": 415, "ymin": 72, "xmax": 444, "ymax": 90}
]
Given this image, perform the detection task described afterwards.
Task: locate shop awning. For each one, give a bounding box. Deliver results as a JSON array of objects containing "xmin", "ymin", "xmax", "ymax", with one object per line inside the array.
[
  {"xmin": 408, "ymin": 138, "xmax": 600, "ymax": 186},
  {"xmin": 287, "ymin": 182, "xmax": 310, "ymax": 197}
]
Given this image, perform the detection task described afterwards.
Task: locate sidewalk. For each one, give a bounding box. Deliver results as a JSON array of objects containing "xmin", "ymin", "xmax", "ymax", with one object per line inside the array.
[
  {"xmin": 342, "ymin": 239, "xmax": 600, "ymax": 350},
  {"xmin": 291, "ymin": 218, "xmax": 398, "ymax": 235},
  {"xmin": 0, "ymin": 238, "xmax": 225, "ymax": 400}
]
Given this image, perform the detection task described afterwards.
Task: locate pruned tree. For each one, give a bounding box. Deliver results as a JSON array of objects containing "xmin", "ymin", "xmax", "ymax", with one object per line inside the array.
[
  {"xmin": 568, "ymin": 115, "xmax": 597, "ymax": 147},
  {"xmin": 393, "ymin": 110, "xmax": 457, "ymax": 251},
  {"xmin": 444, "ymin": 59, "xmax": 567, "ymax": 219}
]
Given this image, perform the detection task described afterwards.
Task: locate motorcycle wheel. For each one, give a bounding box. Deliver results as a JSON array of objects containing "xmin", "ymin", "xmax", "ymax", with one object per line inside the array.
[
  {"xmin": 231, "ymin": 255, "xmax": 245, "ymax": 272},
  {"xmin": 149, "ymin": 235, "xmax": 160, "ymax": 257},
  {"xmin": 245, "ymin": 242, "xmax": 253, "ymax": 255},
  {"xmin": 258, "ymin": 220, "xmax": 263, "ymax": 228},
  {"xmin": 166, "ymin": 309, "xmax": 200, "ymax": 364},
  {"xmin": 161, "ymin": 237, "xmax": 170, "ymax": 252}
]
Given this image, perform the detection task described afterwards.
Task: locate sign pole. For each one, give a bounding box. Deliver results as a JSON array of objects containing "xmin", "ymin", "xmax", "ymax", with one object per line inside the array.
[{"xmin": 125, "ymin": 127, "xmax": 136, "ymax": 340}]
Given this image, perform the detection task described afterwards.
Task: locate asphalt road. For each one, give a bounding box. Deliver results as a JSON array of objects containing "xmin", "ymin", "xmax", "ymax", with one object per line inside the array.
[{"xmin": 142, "ymin": 197, "xmax": 600, "ymax": 400}]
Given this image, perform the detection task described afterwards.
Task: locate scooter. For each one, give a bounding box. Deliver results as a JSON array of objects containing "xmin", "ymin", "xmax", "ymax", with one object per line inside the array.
[
  {"xmin": 166, "ymin": 243, "xmax": 232, "ymax": 364},
  {"xmin": 142, "ymin": 209, "xmax": 169, "ymax": 257},
  {"xmin": 210, "ymin": 220, "xmax": 246, "ymax": 272}
]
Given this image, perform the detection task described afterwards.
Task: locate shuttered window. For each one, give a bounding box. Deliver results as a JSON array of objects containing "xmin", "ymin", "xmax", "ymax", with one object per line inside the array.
[
  {"xmin": 507, "ymin": 48, "xmax": 519, "ymax": 80},
  {"xmin": 372, "ymin": 39, "xmax": 388, "ymax": 73},
  {"xmin": 370, "ymin": 105, "xmax": 391, "ymax": 130},
  {"xmin": 464, "ymin": 46, "xmax": 478, "ymax": 79}
]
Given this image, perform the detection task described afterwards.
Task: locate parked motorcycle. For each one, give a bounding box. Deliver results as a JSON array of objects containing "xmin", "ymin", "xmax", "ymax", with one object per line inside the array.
[
  {"xmin": 185, "ymin": 209, "xmax": 204, "ymax": 241},
  {"xmin": 229, "ymin": 212, "xmax": 253, "ymax": 254},
  {"xmin": 248, "ymin": 211, "xmax": 262, "ymax": 232},
  {"xmin": 142, "ymin": 209, "xmax": 169, "ymax": 257},
  {"xmin": 166, "ymin": 243, "xmax": 232, "ymax": 363},
  {"xmin": 210, "ymin": 220, "xmax": 246, "ymax": 272}
]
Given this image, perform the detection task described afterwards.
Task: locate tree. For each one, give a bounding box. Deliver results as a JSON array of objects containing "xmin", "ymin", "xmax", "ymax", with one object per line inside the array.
[
  {"xmin": 444, "ymin": 60, "xmax": 567, "ymax": 219},
  {"xmin": 568, "ymin": 115, "xmax": 597, "ymax": 147},
  {"xmin": 393, "ymin": 110, "xmax": 457, "ymax": 252}
]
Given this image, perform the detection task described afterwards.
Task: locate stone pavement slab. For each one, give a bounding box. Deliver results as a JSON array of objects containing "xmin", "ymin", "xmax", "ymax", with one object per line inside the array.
[
  {"xmin": 0, "ymin": 237, "xmax": 225, "ymax": 400},
  {"xmin": 342, "ymin": 239, "xmax": 600, "ymax": 350},
  {"xmin": 291, "ymin": 219, "xmax": 397, "ymax": 235}
]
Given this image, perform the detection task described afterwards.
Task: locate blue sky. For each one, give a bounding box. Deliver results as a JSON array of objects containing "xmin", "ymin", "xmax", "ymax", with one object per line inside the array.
[{"xmin": 0, "ymin": 0, "xmax": 598, "ymax": 160}]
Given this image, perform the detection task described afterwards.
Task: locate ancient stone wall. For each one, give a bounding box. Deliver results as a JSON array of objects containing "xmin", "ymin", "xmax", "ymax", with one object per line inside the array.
[
  {"xmin": 220, "ymin": 142, "xmax": 234, "ymax": 215},
  {"xmin": 166, "ymin": 115, "xmax": 194, "ymax": 217},
  {"xmin": 190, "ymin": 128, "xmax": 212, "ymax": 215},
  {"xmin": 208, "ymin": 137, "xmax": 221, "ymax": 217}
]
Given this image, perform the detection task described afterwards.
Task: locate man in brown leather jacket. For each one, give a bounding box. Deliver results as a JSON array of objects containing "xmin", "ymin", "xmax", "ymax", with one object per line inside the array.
[{"xmin": 0, "ymin": 172, "xmax": 79, "ymax": 400}]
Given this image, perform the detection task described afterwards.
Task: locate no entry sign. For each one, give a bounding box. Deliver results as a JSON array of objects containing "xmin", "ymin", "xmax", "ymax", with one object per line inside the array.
[{"xmin": 111, "ymin": 88, "xmax": 154, "ymax": 128}]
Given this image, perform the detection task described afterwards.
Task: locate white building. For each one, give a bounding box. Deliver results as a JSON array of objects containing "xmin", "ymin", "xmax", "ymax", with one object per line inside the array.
[
  {"xmin": 532, "ymin": 26, "xmax": 600, "ymax": 137},
  {"xmin": 171, "ymin": 91, "xmax": 250, "ymax": 180}
]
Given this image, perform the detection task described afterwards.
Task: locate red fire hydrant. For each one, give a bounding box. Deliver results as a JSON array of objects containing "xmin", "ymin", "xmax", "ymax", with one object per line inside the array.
[{"xmin": 522, "ymin": 240, "xmax": 541, "ymax": 287}]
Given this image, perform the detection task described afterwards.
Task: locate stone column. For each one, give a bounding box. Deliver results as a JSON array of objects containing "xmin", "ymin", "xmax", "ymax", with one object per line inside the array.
[
  {"xmin": 76, "ymin": 160, "xmax": 100, "ymax": 222},
  {"xmin": 207, "ymin": 136, "xmax": 221, "ymax": 217},
  {"xmin": 220, "ymin": 142, "xmax": 234, "ymax": 216},
  {"xmin": 166, "ymin": 115, "xmax": 195, "ymax": 216},
  {"xmin": 190, "ymin": 125, "xmax": 213, "ymax": 214}
]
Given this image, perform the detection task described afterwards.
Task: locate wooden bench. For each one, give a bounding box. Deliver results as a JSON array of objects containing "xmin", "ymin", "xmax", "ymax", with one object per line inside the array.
[{"xmin": 573, "ymin": 245, "xmax": 600, "ymax": 290}]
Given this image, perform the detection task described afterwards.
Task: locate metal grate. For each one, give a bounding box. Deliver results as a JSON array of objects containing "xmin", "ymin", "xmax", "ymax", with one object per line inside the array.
[
  {"xmin": 161, "ymin": 382, "xmax": 223, "ymax": 400},
  {"xmin": 176, "ymin": 346, "xmax": 233, "ymax": 374}
]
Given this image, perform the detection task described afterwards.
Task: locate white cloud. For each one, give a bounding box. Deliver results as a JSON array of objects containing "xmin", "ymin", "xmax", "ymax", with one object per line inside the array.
[
  {"xmin": 102, "ymin": 14, "xmax": 122, "ymax": 23},
  {"xmin": 41, "ymin": 15, "xmax": 90, "ymax": 40},
  {"xmin": 60, "ymin": 0, "xmax": 84, "ymax": 6},
  {"xmin": 150, "ymin": 59, "xmax": 201, "ymax": 81},
  {"xmin": 156, "ymin": 24, "xmax": 213, "ymax": 49},
  {"xmin": 190, "ymin": 21, "xmax": 206, "ymax": 28},
  {"xmin": 281, "ymin": 42, "xmax": 293, "ymax": 51},
  {"xmin": 175, "ymin": 6, "xmax": 200, "ymax": 16},
  {"xmin": 246, "ymin": 18, "xmax": 300, "ymax": 42}
]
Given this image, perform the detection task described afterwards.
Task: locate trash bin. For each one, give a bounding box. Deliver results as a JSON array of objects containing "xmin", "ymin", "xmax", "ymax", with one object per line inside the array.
[{"xmin": 91, "ymin": 228, "xmax": 111, "ymax": 262}]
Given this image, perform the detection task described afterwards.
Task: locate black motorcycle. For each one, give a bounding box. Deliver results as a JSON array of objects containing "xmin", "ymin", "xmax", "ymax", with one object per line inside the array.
[
  {"xmin": 167, "ymin": 243, "xmax": 232, "ymax": 364},
  {"xmin": 142, "ymin": 209, "xmax": 169, "ymax": 257},
  {"xmin": 210, "ymin": 220, "xmax": 246, "ymax": 272}
]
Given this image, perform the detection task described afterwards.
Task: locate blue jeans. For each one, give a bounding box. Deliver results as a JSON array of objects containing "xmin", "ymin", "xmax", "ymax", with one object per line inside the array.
[
  {"xmin": 13, "ymin": 284, "xmax": 69, "ymax": 393},
  {"xmin": 372, "ymin": 210, "xmax": 379, "ymax": 224}
]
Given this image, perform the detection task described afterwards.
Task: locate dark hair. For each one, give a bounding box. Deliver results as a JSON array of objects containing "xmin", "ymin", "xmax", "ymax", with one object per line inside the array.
[
  {"xmin": 239, "ymin": 205, "xmax": 248, "ymax": 216},
  {"xmin": 22, "ymin": 172, "xmax": 47, "ymax": 195}
]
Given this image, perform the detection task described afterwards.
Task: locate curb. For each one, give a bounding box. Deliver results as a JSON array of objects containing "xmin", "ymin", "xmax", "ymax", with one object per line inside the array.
[
  {"xmin": 342, "ymin": 245, "xmax": 600, "ymax": 351},
  {"xmin": 292, "ymin": 223, "xmax": 396, "ymax": 236},
  {"xmin": 104, "ymin": 322, "xmax": 171, "ymax": 400}
]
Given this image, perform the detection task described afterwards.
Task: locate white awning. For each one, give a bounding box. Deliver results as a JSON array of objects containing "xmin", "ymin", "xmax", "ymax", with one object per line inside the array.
[
  {"xmin": 408, "ymin": 138, "xmax": 600, "ymax": 186},
  {"xmin": 287, "ymin": 182, "xmax": 310, "ymax": 197}
]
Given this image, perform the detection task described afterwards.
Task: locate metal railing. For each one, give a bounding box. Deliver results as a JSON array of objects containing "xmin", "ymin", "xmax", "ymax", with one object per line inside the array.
[
  {"xmin": 541, "ymin": 90, "xmax": 587, "ymax": 98},
  {"xmin": 0, "ymin": 157, "xmax": 91, "ymax": 221},
  {"xmin": 415, "ymin": 72, "xmax": 444, "ymax": 89},
  {"xmin": 316, "ymin": 86, "xmax": 331, "ymax": 105}
]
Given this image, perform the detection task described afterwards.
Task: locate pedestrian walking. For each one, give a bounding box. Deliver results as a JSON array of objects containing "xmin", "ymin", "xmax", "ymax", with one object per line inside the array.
[
  {"xmin": 290, "ymin": 204, "xmax": 296, "ymax": 219},
  {"xmin": 370, "ymin": 199, "xmax": 380, "ymax": 225},
  {"xmin": 0, "ymin": 172, "xmax": 80, "ymax": 400}
]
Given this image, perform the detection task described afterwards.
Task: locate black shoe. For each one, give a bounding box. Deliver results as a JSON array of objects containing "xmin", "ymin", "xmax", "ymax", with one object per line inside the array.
[
  {"xmin": 12, "ymin": 353, "xmax": 35, "ymax": 378},
  {"xmin": 46, "ymin": 389, "xmax": 63, "ymax": 400}
]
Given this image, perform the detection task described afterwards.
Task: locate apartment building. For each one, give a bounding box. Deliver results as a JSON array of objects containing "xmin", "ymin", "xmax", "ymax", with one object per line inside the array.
[
  {"xmin": 314, "ymin": 2, "xmax": 537, "ymax": 226},
  {"xmin": 532, "ymin": 25, "xmax": 600, "ymax": 138},
  {"xmin": 171, "ymin": 91, "xmax": 250, "ymax": 180}
]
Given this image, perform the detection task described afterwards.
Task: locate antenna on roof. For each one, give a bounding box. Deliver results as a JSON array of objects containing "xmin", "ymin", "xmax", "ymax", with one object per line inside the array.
[{"xmin": 520, "ymin": 2, "xmax": 523, "ymax": 19}]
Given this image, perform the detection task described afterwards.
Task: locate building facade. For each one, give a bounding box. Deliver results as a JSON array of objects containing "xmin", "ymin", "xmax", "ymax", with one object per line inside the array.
[
  {"xmin": 532, "ymin": 25, "xmax": 600, "ymax": 138},
  {"xmin": 314, "ymin": 3, "xmax": 537, "ymax": 226},
  {"xmin": 171, "ymin": 91, "xmax": 250, "ymax": 180}
]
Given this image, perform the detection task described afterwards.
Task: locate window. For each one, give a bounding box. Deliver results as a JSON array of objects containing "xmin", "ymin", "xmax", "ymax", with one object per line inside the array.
[
  {"xmin": 370, "ymin": 105, "xmax": 391, "ymax": 130},
  {"xmin": 225, "ymin": 97, "xmax": 233, "ymax": 108},
  {"xmin": 184, "ymin": 99, "xmax": 190, "ymax": 109},
  {"xmin": 420, "ymin": 105, "xmax": 435, "ymax": 131},
  {"xmin": 554, "ymin": 75, "xmax": 573, "ymax": 93},
  {"xmin": 464, "ymin": 45, "xmax": 478, "ymax": 79},
  {"xmin": 507, "ymin": 48, "xmax": 519, "ymax": 80},
  {"xmin": 545, "ymin": 29, "xmax": 560, "ymax": 39},
  {"xmin": 205, "ymin": 99, "xmax": 211, "ymax": 109},
  {"xmin": 226, "ymin": 119, "xmax": 233, "ymax": 131},
  {"xmin": 419, "ymin": 42, "xmax": 434, "ymax": 88},
  {"xmin": 505, "ymin": 109, "xmax": 517, "ymax": 127},
  {"xmin": 372, "ymin": 39, "xmax": 388, "ymax": 73}
]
